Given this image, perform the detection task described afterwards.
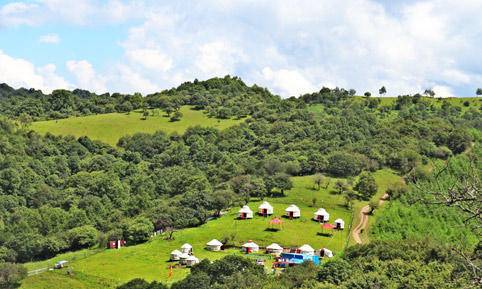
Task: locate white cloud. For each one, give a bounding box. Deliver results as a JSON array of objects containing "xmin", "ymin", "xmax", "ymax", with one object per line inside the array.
[
  {"xmin": 261, "ymin": 67, "xmax": 316, "ymax": 97},
  {"xmin": 0, "ymin": 2, "xmax": 39, "ymax": 27},
  {"xmin": 66, "ymin": 60, "xmax": 107, "ymax": 93},
  {"xmin": 113, "ymin": 64, "xmax": 159, "ymax": 94},
  {"xmin": 432, "ymin": 85, "xmax": 454, "ymax": 98},
  {"xmin": 39, "ymin": 33, "xmax": 60, "ymax": 44},
  {"xmin": 1, "ymin": 0, "xmax": 481, "ymax": 96},
  {"xmin": 0, "ymin": 50, "xmax": 69, "ymax": 93},
  {"xmin": 126, "ymin": 48, "xmax": 172, "ymax": 72},
  {"xmin": 196, "ymin": 41, "xmax": 247, "ymax": 77}
]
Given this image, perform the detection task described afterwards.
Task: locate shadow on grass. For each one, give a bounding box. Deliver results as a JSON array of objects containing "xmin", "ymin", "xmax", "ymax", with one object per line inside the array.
[
  {"xmin": 264, "ymin": 228, "xmax": 280, "ymax": 232},
  {"xmin": 316, "ymin": 232, "xmax": 333, "ymax": 237}
]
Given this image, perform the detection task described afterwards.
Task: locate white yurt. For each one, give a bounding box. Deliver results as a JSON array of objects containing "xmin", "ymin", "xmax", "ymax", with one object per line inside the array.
[
  {"xmin": 206, "ymin": 239, "xmax": 223, "ymax": 251},
  {"xmin": 258, "ymin": 201, "xmax": 274, "ymax": 216},
  {"xmin": 179, "ymin": 252, "xmax": 190, "ymax": 265},
  {"xmin": 185, "ymin": 255, "xmax": 200, "ymax": 267},
  {"xmin": 170, "ymin": 249, "xmax": 182, "ymax": 261},
  {"xmin": 266, "ymin": 243, "xmax": 284, "ymax": 255},
  {"xmin": 181, "ymin": 243, "xmax": 193, "ymax": 254},
  {"xmin": 321, "ymin": 248, "xmax": 333, "ymax": 258},
  {"xmin": 238, "ymin": 205, "xmax": 254, "ymax": 219},
  {"xmin": 334, "ymin": 218, "xmax": 345, "ymax": 230},
  {"xmin": 285, "ymin": 204, "xmax": 301, "ymax": 218},
  {"xmin": 298, "ymin": 244, "xmax": 315, "ymax": 255},
  {"xmin": 313, "ymin": 208, "xmax": 330, "ymax": 222},
  {"xmin": 242, "ymin": 241, "xmax": 259, "ymax": 253}
]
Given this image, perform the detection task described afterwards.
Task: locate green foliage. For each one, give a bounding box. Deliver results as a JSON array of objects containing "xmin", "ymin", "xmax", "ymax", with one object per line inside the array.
[
  {"xmin": 317, "ymin": 241, "xmax": 475, "ymax": 289},
  {"xmin": 117, "ymin": 278, "xmax": 167, "ymax": 289},
  {"xmin": 67, "ymin": 225, "xmax": 98, "ymax": 250},
  {"xmin": 354, "ymin": 172, "xmax": 378, "ymax": 201},
  {"xmin": 372, "ymin": 154, "xmax": 480, "ymax": 249},
  {"xmin": 171, "ymin": 256, "xmax": 265, "ymax": 289},
  {"xmin": 125, "ymin": 217, "xmax": 154, "ymax": 245},
  {"xmin": 0, "ymin": 262, "xmax": 27, "ymax": 289}
]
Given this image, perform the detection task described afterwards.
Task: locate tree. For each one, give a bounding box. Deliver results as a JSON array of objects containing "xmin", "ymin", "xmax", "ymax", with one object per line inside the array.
[
  {"xmin": 142, "ymin": 108, "xmax": 149, "ymax": 120},
  {"xmin": 117, "ymin": 278, "xmax": 167, "ymax": 289},
  {"xmin": 125, "ymin": 217, "xmax": 154, "ymax": 244},
  {"xmin": 424, "ymin": 89, "xmax": 436, "ymax": 97},
  {"xmin": 208, "ymin": 189, "xmax": 236, "ymax": 217},
  {"xmin": 265, "ymin": 173, "xmax": 293, "ymax": 195},
  {"xmin": 67, "ymin": 225, "xmax": 98, "ymax": 250},
  {"xmin": 18, "ymin": 113, "xmax": 33, "ymax": 128},
  {"xmin": 0, "ymin": 263, "xmax": 27, "ymax": 289},
  {"xmin": 354, "ymin": 173, "xmax": 378, "ymax": 201},
  {"xmin": 170, "ymin": 110, "xmax": 183, "ymax": 122},
  {"xmin": 446, "ymin": 130, "xmax": 472, "ymax": 154},
  {"xmin": 368, "ymin": 200, "xmax": 379, "ymax": 214},
  {"xmin": 327, "ymin": 152, "xmax": 365, "ymax": 177},
  {"xmin": 313, "ymin": 173, "xmax": 324, "ymax": 190},
  {"xmin": 379, "ymin": 86, "xmax": 387, "ymax": 96},
  {"xmin": 364, "ymin": 92, "xmax": 371, "ymax": 97},
  {"xmin": 334, "ymin": 180, "xmax": 349, "ymax": 195},
  {"xmin": 476, "ymin": 88, "xmax": 482, "ymax": 96}
]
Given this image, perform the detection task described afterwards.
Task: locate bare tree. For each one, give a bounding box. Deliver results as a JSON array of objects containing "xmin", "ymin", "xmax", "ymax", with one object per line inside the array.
[{"xmin": 413, "ymin": 158, "xmax": 481, "ymax": 224}]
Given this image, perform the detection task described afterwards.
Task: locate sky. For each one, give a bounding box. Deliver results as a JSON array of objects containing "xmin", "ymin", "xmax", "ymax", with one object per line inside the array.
[{"xmin": 0, "ymin": 0, "xmax": 481, "ymax": 97}]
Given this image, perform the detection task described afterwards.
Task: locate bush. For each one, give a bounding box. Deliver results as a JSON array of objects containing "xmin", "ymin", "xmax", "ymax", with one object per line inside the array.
[
  {"xmin": 354, "ymin": 172, "xmax": 378, "ymax": 201},
  {"xmin": 67, "ymin": 225, "xmax": 98, "ymax": 250},
  {"xmin": 125, "ymin": 217, "xmax": 154, "ymax": 244},
  {"xmin": 327, "ymin": 152, "xmax": 365, "ymax": 177},
  {"xmin": 0, "ymin": 263, "xmax": 27, "ymax": 289}
]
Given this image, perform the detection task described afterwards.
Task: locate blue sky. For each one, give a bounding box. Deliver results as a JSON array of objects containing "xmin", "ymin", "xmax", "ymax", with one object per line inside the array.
[{"xmin": 0, "ymin": 0, "xmax": 481, "ymax": 97}]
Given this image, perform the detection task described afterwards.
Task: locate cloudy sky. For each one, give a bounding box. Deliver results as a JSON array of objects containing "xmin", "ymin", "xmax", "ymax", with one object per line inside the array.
[{"xmin": 0, "ymin": 0, "xmax": 481, "ymax": 97}]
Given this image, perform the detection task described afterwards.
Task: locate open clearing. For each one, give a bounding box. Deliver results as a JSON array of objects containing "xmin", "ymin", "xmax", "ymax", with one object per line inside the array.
[
  {"xmin": 30, "ymin": 106, "xmax": 244, "ymax": 147},
  {"xmin": 21, "ymin": 170, "xmax": 401, "ymax": 289}
]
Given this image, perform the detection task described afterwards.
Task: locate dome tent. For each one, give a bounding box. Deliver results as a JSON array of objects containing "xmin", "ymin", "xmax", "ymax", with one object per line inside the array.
[
  {"xmin": 238, "ymin": 205, "xmax": 253, "ymax": 219},
  {"xmin": 206, "ymin": 239, "xmax": 223, "ymax": 251},
  {"xmin": 258, "ymin": 201, "xmax": 274, "ymax": 216},
  {"xmin": 313, "ymin": 208, "xmax": 330, "ymax": 222},
  {"xmin": 285, "ymin": 204, "xmax": 301, "ymax": 218}
]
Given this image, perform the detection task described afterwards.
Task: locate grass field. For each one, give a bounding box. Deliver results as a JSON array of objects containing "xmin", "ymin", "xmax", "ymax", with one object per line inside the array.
[
  {"xmin": 30, "ymin": 106, "xmax": 244, "ymax": 147},
  {"xmin": 21, "ymin": 170, "xmax": 401, "ymax": 289}
]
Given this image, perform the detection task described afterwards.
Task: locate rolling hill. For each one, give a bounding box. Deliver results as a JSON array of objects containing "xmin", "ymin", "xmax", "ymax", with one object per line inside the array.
[{"xmin": 21, "ymin": 170, "xmax": 402, "ymax": 289}]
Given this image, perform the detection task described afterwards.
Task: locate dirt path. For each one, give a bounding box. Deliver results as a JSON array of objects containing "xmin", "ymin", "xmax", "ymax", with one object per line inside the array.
[{"xmin": 352, "ymin": 193, "xmax": 389, "ymax": 244}]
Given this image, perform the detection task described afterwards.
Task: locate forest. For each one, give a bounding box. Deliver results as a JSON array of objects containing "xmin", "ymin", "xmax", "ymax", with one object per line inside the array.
[{"xmin": 0, "ymin": 76, "xmax": 480, "ymax": 288}]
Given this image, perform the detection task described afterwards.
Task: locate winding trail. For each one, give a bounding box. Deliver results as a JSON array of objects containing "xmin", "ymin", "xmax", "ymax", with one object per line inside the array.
[{"xmin": 352, "ymin": 193, "xmax": 389, "ymax": 244}]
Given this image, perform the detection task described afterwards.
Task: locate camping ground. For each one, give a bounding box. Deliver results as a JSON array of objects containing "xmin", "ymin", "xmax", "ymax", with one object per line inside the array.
[{"xmin": 21, "ymin": 170, "xmax": 401, "ymax": 289}]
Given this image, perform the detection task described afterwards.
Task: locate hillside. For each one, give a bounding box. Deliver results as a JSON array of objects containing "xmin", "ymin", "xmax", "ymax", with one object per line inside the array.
[
  {"xmin": 0, "ymin": 78, "xmax": 479, "ymax": 289},
  {"xmin": 30, "ymin": 106, "xmax": 244, "ymax": 146},
  {"xmin": 21, "ymin": 170, "xmax": 402, "ymax": 288}
]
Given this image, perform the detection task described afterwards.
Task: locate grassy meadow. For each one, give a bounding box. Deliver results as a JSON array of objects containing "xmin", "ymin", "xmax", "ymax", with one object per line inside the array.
[
  {"xmin": 21, "ymin": 170, "xmax": 401, "ymax": 289},
  {"xmin": 30, "ymin": 106, "xmax": 244, "ymax": 147}
]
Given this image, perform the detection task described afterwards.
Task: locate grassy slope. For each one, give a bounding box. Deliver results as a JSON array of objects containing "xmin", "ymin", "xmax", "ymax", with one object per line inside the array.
[
  {"xmin": 21, "ymin": 170, "xmax": 401, "ymax": 289},
  {"xmin": 30, "ymin": 106, "xmax": 244, "ymax": 147}
]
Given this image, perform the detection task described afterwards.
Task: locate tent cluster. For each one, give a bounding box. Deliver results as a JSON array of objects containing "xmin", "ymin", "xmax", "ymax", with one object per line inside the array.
[
  {"xmin": 170, "ymin": 243, "xmax": 200, "ymax": 267},
  {"xmin": 238, "ymin": 203, "xmax": 345, "ymax": 230}
]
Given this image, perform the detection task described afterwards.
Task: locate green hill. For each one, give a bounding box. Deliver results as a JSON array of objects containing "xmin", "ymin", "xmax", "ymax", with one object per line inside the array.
[
  {"xmin": 21, "ymin": 170, "xmax": 401, "ymax": 289},
  {"xmin": 30, "ymin": 106, "xmax": 244, "ymax": 147}
]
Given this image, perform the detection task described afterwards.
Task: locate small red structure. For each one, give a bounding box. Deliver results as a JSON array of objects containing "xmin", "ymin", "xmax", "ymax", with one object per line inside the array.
[
  {"xmin": 108, "ymin": 240, "xmax": 126, "ymax": 249},
  {"xmin": 269, "ymin": 217, "xmax": 283, "ymax": 230},
  {"xmin": 322, "ymin": 223, "xmax": 335, "ymax": 230}
]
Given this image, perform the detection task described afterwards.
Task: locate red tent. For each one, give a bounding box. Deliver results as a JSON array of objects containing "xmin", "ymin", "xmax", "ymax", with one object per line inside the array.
[
  {"xmin": 322, "ymin": 223, "xmax": 335, "ymax": 230},
  {"xmin": 269, "ymin": 217, "xmax": 283, "ymax": 230},
  {"xmin": 270, "ymin": 218, "xmax": 283, "ymax": 225}
]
